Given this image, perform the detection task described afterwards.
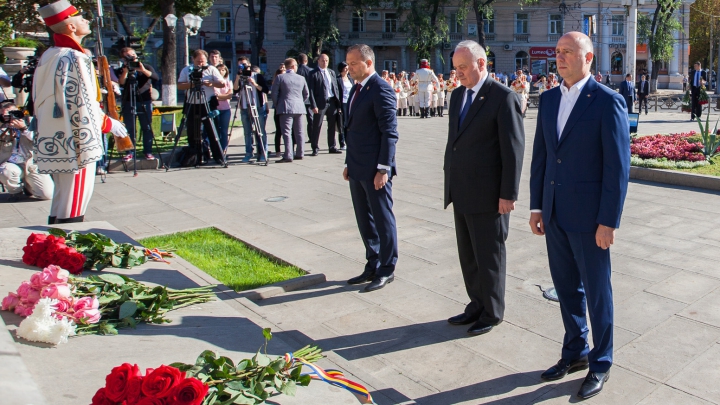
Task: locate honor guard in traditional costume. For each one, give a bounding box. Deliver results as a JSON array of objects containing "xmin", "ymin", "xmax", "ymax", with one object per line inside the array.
[
  {"xmin": 435, "ymin": 73, "xmax": 446, "ymax": 117},
  {"xmin": 34, "ymin": 1, "xmax": 128, "ymax": 224},
  {"xmin": 407, "ymin": 72, "xmax": 417, "ymax": 116},
  {"xmin": 394, "ymin": 72, "xmax": 408, "ymax": 116},
  {"xmin": 414, "ymin": 59, "xmax": 439, "ymax": 118}
]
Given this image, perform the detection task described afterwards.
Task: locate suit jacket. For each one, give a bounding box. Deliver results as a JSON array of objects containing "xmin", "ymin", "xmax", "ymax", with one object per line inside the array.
[
  {"xmin": 270, "ymin": 70, "xmax": 309, "ymax": 115},
  {"xmin": 308, "ymin": 67, "xmax": 340, "ymax": 110},
  {"xmin": 297, "ymin": 64, "xmax": 313, "ymax": 104},
  {"xmin": 345, "ymin": 73, "xmax": 398, "ymax": 181},
  {"xmin": 530, "ymin": 78, "xmax": 630, "ymax": 233},
  {"xmin": 690, "ymin": 70, "xmax": 707, "ymax": 90},
  {"xmin": 637, "ymin": 80, "xmax": 649, "ymax": 97},
  {"xmin": 443, "ymin": 78, "xmax": 525, "ymax": 214},
  {"xmin": 619, "ymin": 80, "xmax": 635, "ymax": 104}
]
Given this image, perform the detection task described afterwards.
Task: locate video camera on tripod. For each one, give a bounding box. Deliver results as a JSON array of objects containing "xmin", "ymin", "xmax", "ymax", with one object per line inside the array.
[{"xmin": 188, "ymin": 65, "xmax": 211, "ymax": 88}]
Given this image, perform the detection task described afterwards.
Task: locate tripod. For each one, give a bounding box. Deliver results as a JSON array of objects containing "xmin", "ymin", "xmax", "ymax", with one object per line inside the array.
[
  {"xmin": 165, "ymin": 81, "xmax": 227, "ymax": 170},
  {"xmin": 124, "ymin": 70, "xmax": 164, "ymax": 176},
  {"xmin": 233, "ymin": 78, "xmax": 268, "ymax": 166}
]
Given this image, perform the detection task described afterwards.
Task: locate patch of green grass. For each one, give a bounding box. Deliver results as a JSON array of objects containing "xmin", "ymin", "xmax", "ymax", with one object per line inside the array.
[
  {"xmin": 139, "ymin": 228, "xmax": 305, "ymax": 291},
  {"xmin": 678, "ymin": 155, "xmax": 720, "ymax": 176}
]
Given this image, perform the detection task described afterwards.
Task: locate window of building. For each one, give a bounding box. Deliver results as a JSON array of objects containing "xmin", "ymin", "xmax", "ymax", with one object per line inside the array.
[
  {"xmin": 549, "ymin": 14, "xmax": 563, "ymax": 35},
  {"xmin": 515, "ymin": 51, "xmax": 529, "ymax": 71},
  {"xmin": 611, "ymin": 15, "xmax": 624, "ymax": 36},
  {"xmin": 483, "ymin": 15, "xmax": 495, "ymax": 34},
  {"xmin": 384, "ymin": 13, "xmax": 398, "ymax": 33},
  {"xmin": 352, "ymin": 11, "xmax": 365, "ymax": 32},
  {"xmin": 384, "ymin": 60, "xmax": 397, "ymax": 73},
  {"xmin": 515, "ymin": 13, "xmax": 529, "ymax": 34},
  {"xmin": 611, "ymin": 51, "xmax": 623, "ymax": 74},
  {"xmin": 449, "ymin": 13, "xmax": 463, "ymax": 34},
  {"xmin": 219, "ymin": 11, "xmax": 231, "ymax": 33}
]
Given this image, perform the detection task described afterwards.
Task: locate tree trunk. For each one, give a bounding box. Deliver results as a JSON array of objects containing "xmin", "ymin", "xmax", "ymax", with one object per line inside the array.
[
  {"xmin": 650, "ymin": 60, "xmax": 660, "ymax": 93},
  {"xmin": 159, "ymin": 0, "xmax": 177, "ymax": 106},
  {"xmin": 247, "ymin": 0, "xmax": 267, "ymax": 67},
  {"xmin": 473, "ymin": 0, "xmax": 486, "ymax": 49},
  {"xmin": 112, "ymin": 4, "xmax": 133, "ymax": 36}
]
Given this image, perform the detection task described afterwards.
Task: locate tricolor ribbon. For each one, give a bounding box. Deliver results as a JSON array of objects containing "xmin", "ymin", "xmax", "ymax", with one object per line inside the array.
[
  {"xmin": 144, "ymin": 248, "xmax": 173, "ymax": 264},
  {"xmin": 284, "ymin": 353, "xmax": 374, "ymax": 404}
]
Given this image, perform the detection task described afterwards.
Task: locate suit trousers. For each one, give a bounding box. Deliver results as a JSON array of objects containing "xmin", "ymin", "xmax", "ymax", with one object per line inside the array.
[
  {"xmin": 310, "ymin": 100, "xmax": 339, "ymax": 151},
  {"xmin": 545, "ymin": 211, "xmax": 613, "ymax": 373},
  {"xmin": 638, "ymin": 95, "xmax": 648, "ymax": 113},
  {"xmin": 623, "ymin": 96, "xmax": 634, "ymax": 113},
  {"xmin": 278, "ymin": 114, "xmax": 304, "ymax": 160},
  {"xmin": 349, "ymin": 176, "xmax": 398, "ymax": 277},
  {"xmin": 453, "ymin": 211, "xmax": 509, "ymax": 325},
  {"xmin": 691, "ymin": 87, "xmax": 703, "ymax": 119}
]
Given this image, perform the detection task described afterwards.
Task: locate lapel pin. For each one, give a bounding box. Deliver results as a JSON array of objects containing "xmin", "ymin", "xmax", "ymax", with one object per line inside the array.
[
  {"xmin": 366, "ymin": 86, "xmax": 370, "ymax": 90},
  {"xmin": 480, "ymin": 96, "xmax": 485, "ymax": 100},
  {"xmin": 587, "ymin": 94, "xmax": 591, "ymax": 97}
]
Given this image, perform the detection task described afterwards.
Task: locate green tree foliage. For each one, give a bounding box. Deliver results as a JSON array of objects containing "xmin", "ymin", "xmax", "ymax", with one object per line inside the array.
[
  {"xmin": 637, "ymin": 0, "xmax": 682, "ymax": 92},
  {"xmin": 279, "ymin": 0, "xmax": 346, "ymax": 58},
  {"xmin": 394, "ymin": 0, "xmax": 470, "ymax": 61},
  {"xmin": 689, "ymin": 0, "xmax": 720, "ymax": 71}
]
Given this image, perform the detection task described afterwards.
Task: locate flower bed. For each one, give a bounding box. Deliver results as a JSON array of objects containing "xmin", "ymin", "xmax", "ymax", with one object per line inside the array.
[{"xmin": 631, "ymin": 132, "xmax": 705, "ymax": 162}]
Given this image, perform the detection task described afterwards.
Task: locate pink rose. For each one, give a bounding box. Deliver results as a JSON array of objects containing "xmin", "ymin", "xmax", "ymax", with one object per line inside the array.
[
  {"xmin": 16, "ymin": 281, "xmax": 33, "ymax": 299},
  {"xmin": 41, "ymin": 283, "xmax": 72, "ymax": 300},
  {"xmin": 25, "ymin": 288, "xmax": 41, "ymax": 305},
  {"xmin": 73, "ymin": 296, "xmax": 99, "ymax": 312},
  {"xmin": 43, "ymin": 265, "xmax": 70, "ymax": 283},
  {"xmin": 54, "ymin": 298, "xmax": 72, "ymax": 313},
  {"xmin": 14, "ymin": 303, "xmax": 33, "ymax": 317},
  {"xmin": 74, "ymin": 308, "xmax": 101, "ymax": 324},
  {"xmin": 1, "ymin": 293, "xmax": 19, "ymax": 311}
]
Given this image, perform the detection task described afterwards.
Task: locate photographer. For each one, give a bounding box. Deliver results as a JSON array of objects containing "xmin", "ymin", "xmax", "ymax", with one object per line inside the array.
[
  {"xmin": 0, "ymin": 101, "xmax": 53, "ymax": 201},
  {"xmin": 234, "ymin": 56, "xmax": 269, "ymax": 163},
  {"xmin": 177, "ymin": 49, "xmax": 225, "ymax": 164},
  {"xmin": 116, "ymin": 47, "xmax": 159, "ymax": 161}
]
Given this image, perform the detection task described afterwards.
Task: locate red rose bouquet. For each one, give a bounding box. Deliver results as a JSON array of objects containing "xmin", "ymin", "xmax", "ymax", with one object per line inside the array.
[
  {"xmin": 93, "ymin": 364, "xmax": 208, "ymax": 405},
  {"xmin": 23, "ymin": 233, "xmax": 86, "ymax": 274}
]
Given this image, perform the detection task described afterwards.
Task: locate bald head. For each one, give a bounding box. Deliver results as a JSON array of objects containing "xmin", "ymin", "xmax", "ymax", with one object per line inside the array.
[
  {"xmin": 566, "ymin": 31, "xmax": 594, "ymax": 56},
  {"xmin": 555, "ymin": 31, "xmax": 594, "ymax": 87}
]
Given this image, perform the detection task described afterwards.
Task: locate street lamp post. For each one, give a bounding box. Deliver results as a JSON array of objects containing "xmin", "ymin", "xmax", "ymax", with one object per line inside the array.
[{"xmin": 182, "ymin": 14, "xmax": 203, "ymax": 66}]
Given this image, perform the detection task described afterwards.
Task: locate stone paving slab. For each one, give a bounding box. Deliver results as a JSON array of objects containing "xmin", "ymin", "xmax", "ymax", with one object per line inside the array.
[{"xmin": 1, "ymin": 109, "xmax": 719, "ymax": 404}]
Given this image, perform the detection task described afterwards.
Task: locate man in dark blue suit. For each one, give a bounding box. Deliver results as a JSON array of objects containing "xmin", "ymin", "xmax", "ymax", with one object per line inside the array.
[
  {"xmin": 343, "ymin": 44, "xmax": 399, "ymax": 292},
  {"xmin": 529, "ymin": 32, "xmax": 630, "ymax": 400},
  {"xmin": 618, "ymin": 73, "xmax": 635, "ymax": 113}
]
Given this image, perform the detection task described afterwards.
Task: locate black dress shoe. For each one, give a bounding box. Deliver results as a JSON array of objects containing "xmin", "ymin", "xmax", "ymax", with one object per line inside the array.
[
  {"xmin": 467, "ymin": 320, "xmax": 495, "ymax": 336},
  {"xmin": 540, "ymin": 356, "xmax": 589, "ymax": 381},
  {"xmin": 577, "ymin": 371, "xmax": 609, "ymax": 399},
  {"xmin": 276, "ymin": 158, "xmax": 293, "ymax": 163},
  {"xmin": 364, "ymin": 274, "xmax": 394, "ymax": 292},
  {"xmin": 347, "ymin": 271, "xmax": 375, "ymax": 285},
  {"xmin": 328, "ymin": 148, "xmax": 343, "ymax": 154},
  {"xmin": 447, "ymin": 313, "xmax": 479, "ymax": 325},
  {"xmin": 311, "ymin": 149, "xmax": 319, "ymax": 156}
]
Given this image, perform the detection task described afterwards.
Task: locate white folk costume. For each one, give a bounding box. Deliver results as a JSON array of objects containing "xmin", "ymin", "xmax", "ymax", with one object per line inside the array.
[
  {"xmin": 394, "ymin": 75, "xmax": 408, "ymax": 114},
  {"xmin": 511, "ymin": 78, "xmax": 530, "ymax": 115},
  {"xmin": 446, "ymin": 75, "xmax": 459, "ymax": 109},
  {"xmin": 414, "ymin": 60, "xmax": 439, "ymax": 118},
  {"xmin": 34, "ymin": 2, "xmax": 124, "ymax": 224},
  {"xmin": 436, "ymin": 79, "xmax": 446, "ymax": 117}
]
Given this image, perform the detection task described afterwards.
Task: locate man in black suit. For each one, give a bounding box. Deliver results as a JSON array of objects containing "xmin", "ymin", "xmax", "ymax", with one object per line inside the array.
[
  {"xmin": 637, "ymin": 74, "xmax": 649, "ymax": 115},
  {"xmin": 296, "ymin": 53, "xmax": 314, "ymax": 143},
  {"xmin": 690, "ymin": 62, "xmax": 707, "ymax": 120},
  {"xmin": 444, "ymin": 40, "xmax": 525, "ymax": 336},
  {"xmin": 308, "ymin": 53, "xmax": 343, "ymax": 155},
  {"xmin": 344, "ymin": 44, "xmax": 399, "ymax": 293}
]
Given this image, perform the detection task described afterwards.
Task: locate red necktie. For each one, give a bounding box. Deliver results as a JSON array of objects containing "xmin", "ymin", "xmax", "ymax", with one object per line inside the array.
[{"xmin": 349, "ymin": 83, "xmax": 361, "ymax": 113}]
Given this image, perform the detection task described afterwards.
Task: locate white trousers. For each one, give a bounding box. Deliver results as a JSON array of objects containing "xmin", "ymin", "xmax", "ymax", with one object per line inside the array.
[
  {"xmin": 418, "ymin": 91, "xmax": 433, "ymax": 108},
  {"xmin": 0, "ymin": 161, "xmax": 54, "ymax": 199},
  {"xmin": 50, "ymin": 162, "xmax": 96, "ymax": 220}
]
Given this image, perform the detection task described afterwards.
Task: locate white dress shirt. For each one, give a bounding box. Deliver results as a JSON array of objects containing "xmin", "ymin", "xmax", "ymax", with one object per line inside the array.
[
  {"xmin": 557, "ymin": 73, "xmax": 592, "ymax": 139},
  {"xmin": 458, "ymin": 72, "xmax": 489, "ymax": 112},
  {"xmin": 531, "ymin": 73, "xmax": 592, "ymax": 214}
]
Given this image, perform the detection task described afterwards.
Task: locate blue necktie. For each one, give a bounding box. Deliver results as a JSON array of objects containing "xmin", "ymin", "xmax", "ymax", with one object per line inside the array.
[{"xmin": 458, "ymin": 89, "xmax": 474, "ymax": 129}]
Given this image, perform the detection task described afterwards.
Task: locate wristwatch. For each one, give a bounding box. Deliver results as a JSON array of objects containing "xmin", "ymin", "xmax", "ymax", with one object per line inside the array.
[{"xmin": 377, "ymin": 169, "xmax": 388, "ymax": 175}]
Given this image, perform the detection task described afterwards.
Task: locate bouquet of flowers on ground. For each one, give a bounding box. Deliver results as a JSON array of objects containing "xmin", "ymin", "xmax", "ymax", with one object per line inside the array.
[
  {"xmin": 699, "ymin": 85, "xmax": 710, "ymax": 106},
  {"xmin": 22, "ymin": 233, "xmax": 87, "ymax": 274},
  {"xmin": 681, "ymin": 90, "xmax": 692, "ymax": 112},
  {"xmin": 92, "ymin": 330, "xmax": 374, "ymax": 405},
  {"xmin": 2, "ymin": 266, "xmax": 217, "ymax": 341}
]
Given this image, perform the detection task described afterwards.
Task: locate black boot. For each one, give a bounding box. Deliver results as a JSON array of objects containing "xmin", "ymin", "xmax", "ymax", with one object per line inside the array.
[
  {"xmin": 397, "ymin": 108, "xmax": 401, "ymax": 116},
  {"xmin": 48, "ymin": 216, "xmax": 57, "ymax": 225},
  {"xmin": 57, "ymin": 215, "xmax": 85, "ymax": 223},
  {"xmin": 439, "ymin": 106, "xmax": 444, "ymax": 117},
  {"xmin": 409, "ymin": 106, "xmax": 413, "ymax": 116},
  {"xmin": 420, "ymin": 108, "xmax": 425, "ymax": 118},
  {"xmin": 403, "ymin": 108, "xmax": 407, "ymax": 116}
]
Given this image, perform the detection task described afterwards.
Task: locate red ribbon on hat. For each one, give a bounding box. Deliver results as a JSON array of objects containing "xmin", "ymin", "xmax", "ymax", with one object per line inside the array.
[{"xmin": 43, "ymin": 4, "xmax": 79, "ymax": 26}]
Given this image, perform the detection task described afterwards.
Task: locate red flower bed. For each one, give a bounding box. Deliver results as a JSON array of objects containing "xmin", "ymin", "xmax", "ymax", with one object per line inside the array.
[{"xmin": 630, "ymin": 132, "xmax": 705, "ymax": 162}]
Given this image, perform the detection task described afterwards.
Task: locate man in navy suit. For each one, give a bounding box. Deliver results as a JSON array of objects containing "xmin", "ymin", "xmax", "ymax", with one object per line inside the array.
[
  {"xmin": 637, "ymin": 74, "xmax": 649, "ymax": 115},
  {"xmin": 529, "ymin": 32, "xmax": 630, "ymax": 400},
  {"xmin": 343, "ymin": 44, "xmax": 399, "ymax": 292},
  {"xmin": 618, "ymin": 73, "xmax": 635, "ymax": 113}
]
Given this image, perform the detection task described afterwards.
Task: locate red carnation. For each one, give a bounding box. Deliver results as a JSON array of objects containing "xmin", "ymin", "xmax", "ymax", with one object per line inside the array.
[
  {"xmin": 90, "ymin": 388, "xmax": 114, "ymax": 405},
  {"xmin": 141, "ymin": 365, "xmax": 183, "ymax": 399},
  {"xmin": 171, "ymin": 378, "xmax": 209, "ymax": 405},
  {"xmin": 105, "ymin": 363, "xmax": 141, "ymax": 402}
]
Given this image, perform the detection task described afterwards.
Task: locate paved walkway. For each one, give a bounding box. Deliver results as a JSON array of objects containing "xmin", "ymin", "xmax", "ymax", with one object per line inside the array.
[{"xmin": 1, "ymin": 108, "xmax": 719, "ymax": 404}]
